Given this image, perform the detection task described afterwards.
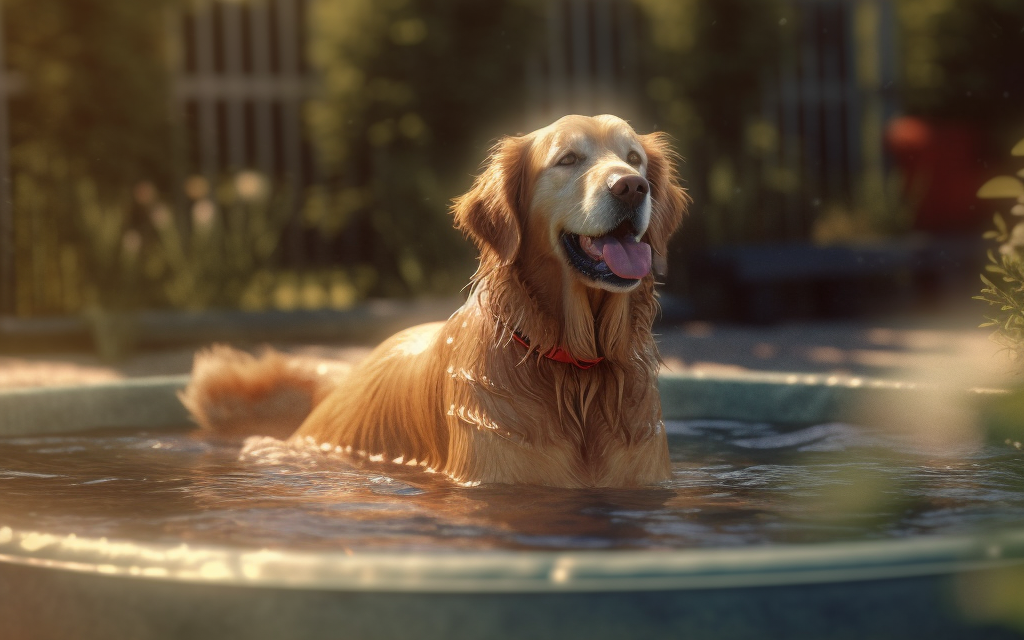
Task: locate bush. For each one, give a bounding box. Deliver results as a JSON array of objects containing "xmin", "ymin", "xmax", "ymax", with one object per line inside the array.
[{"xmin": 976, "ymin": 142, "xmax": 1024, "ymax": 364}]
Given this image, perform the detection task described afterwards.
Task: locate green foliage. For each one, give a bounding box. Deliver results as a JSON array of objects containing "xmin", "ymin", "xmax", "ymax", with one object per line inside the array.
[
  {"xmin": 634, "ymin": 0, "xmax": 790, "ymax": 247},
  {"xmin": 6, "ymin": 0, "xmax": 547, "ymax": 315},
  {"xmin": 976, "ymin": 155, "xmax": 1024, "ymax": 364},
  {"xmin": 5, "ymin": 0, "xmax": 177, "ymax": 195},
  {"xmin": 976, "ymin": 237, "xmax": 1024, "ymax": 362},
  {"xmin": 635, "ymin": 0, "xmax": 783, "ymax": 148},
  {"xmin": 10, "ymin": 0, "xmax": 1020, "ymax": 318},
  {"xmin": 5, "ymin": 0, "xmax": 178, "ymax": 316},
  {"xmin": 143, "ymin": 173, "xmax": 295, "ymax": 311},
  {"xmin": 305, "ymin": 0, "xmax": 544, "ymax": 297},
  {"xmin": 897, "ymin": 0, "xmax": 1024, "ymax": 143}
]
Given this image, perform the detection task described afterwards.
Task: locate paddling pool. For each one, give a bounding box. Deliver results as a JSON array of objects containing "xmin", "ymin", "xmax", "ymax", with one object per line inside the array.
[{"xmin": 0, "ymin": 372, "xmax": 1022, "ymax": 639}]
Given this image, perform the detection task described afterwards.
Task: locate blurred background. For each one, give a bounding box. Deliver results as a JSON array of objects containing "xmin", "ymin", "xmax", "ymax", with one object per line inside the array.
[{"xmin": 0, "ymin": 0, "xmax": 1022, "ymax": 327}]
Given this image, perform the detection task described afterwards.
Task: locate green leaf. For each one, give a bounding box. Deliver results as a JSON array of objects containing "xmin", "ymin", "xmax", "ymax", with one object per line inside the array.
[{"xmin": 978, "ymin": 176, "xmax": 1024, "ymax": 199}]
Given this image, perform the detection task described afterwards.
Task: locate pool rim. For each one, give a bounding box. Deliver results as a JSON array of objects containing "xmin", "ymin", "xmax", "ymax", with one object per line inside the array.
[
  {"xmin": 0, "ymin": 371, "xmax": 1019, "ymax": 593},
  {"xmin": 1, "ymin": 525, "xmax": 1022, "ymax": 593}
]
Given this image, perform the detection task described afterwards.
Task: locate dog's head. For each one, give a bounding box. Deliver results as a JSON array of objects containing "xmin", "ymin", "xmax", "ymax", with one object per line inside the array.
[{"xmin": 453, "ymin": 115, "xmax": 688, "ymax": 296}]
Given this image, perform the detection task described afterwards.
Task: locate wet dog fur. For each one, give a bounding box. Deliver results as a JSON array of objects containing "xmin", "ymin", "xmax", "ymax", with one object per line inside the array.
[{"xmin": 180, "ymin": 114, "xmax": 688, "ymax": 487}]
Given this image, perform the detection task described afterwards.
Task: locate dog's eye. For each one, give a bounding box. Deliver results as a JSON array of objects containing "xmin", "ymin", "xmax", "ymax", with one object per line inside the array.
[
  {"xmin": 627, "ymin": 151, "xmax": 643, "ymax": 166},
  {"xmin": 557, "ymin": 152, "xmax": 579, "ymax": 166}
]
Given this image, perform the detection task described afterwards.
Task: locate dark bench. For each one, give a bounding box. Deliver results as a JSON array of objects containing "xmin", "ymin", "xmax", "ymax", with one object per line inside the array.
[{"xmin": 685, "ymin": 238, "xmax": 986, "ymax": 323}]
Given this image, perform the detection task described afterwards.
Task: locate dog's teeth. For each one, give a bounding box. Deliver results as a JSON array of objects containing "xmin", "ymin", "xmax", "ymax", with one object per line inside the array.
[{"xmin": 579, "ymin": 235, "xmax": 603, "ymax": 261}]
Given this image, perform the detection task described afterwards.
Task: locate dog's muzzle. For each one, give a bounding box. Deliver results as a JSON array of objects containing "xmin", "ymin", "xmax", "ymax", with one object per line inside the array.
[
  {"xmin": 608, "ymin": 174, "xmax": 649, "ymax": 209},
  {"xmin": 606, "ymin": 173, "xmax": 651, "ymax": 239}
]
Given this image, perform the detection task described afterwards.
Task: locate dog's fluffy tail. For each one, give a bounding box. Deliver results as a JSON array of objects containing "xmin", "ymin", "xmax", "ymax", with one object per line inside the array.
[{"xmin": 179, "ymin": 345, "xmax": 349, "ymax": 440}]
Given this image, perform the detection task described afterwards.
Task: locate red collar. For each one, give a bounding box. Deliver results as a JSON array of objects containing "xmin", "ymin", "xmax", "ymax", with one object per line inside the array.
[{"xmin": 511, "ymin": 331, "xmax": 604, "ymax": 370}]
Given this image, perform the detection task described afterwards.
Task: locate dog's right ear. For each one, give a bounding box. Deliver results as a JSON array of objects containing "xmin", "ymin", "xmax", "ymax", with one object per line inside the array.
[{"xmin": 451, "ymin": 135, "xmax": 532, "ymax": 266}]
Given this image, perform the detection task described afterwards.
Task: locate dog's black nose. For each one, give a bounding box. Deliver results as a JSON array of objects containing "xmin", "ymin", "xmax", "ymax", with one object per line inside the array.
[{"xmin": 608, "ymin": 174, "xmax": 649, "ymax": 208}]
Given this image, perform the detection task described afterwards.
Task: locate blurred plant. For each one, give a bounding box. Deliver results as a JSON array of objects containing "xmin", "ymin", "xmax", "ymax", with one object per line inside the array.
[
  {"xmin": 10, "ymin": 0, "xmax": 533, "ymax": 316},
  {"xmin": 631, "ymin": 0, "xmax": 916, "ymax": 252},
  {"xmin": 810, "ymin": 173, "xmax": 915, "ymax": 246},
  {"xmin": 897, "ymin": 0, "xmax": 1024, "ymax": 149},
  {"xmin": 135, "ymin": 171, "xmax": 378, "ymax": 313},
  {"xmin": 975, "ymin": 138, "xmax": 1024, "ymax": 363},
  {"xmin": 4, "ymin": 0, "xmax": 178, "ymax": 317},
  {"xmin": 635, "ymin": 0, "xmax": 784, "ymax": 247},
  {"xmin": 143, "ymin": 172, "xmax": 290, "ymax": 310},
  {"xmin": 18, "ymin": 0, "xmax": 1013, "ymax": 319},
  {"xmin": 957, "ymin": 565, "xmax": 1024, "ymax": 634},
  {"xmin": 305, "ymin": 0, "xmax": 543, "ymax": 296},
  {"xmin": 4, "ymin": 0, "xmax": 177, "ymax": 194},
  {"xmin": 11, "ymin": 165, "xmax": 160, "ymax": 316}
]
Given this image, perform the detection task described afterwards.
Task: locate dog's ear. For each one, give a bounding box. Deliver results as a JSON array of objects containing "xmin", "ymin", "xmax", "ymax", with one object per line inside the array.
[
  {"xmin": 639, "ymin": 132, "xmax": 689, "ymax": 258},
  {"xmin": 451, "ymin": 135, "xmax": 532, "ymax": 266}
]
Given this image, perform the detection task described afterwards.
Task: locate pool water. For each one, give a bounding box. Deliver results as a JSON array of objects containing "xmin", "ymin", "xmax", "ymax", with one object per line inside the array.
[{"xmin": 1, "ymin": 421, "xmax": 1022, "ymax": 553}]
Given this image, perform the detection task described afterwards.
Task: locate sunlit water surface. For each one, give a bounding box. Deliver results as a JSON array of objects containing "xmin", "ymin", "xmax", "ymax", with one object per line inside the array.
[{"xmin": 1, "ymin": 421, "xmax": 1022, "ymax": 552}]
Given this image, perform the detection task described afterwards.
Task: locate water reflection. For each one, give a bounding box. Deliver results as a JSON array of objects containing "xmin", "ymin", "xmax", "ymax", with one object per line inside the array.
[{"xmin": 0, "ymin": 421, "xmax": 1022, "ymax": 553}]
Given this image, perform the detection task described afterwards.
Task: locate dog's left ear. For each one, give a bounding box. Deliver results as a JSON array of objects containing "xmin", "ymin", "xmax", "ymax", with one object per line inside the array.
[
  {"xmin": 451, "ymin": 135, "xmax": 533, "ymax": 266},
  {"xmin": 639, "ymin": 132, "xmax": 690, "ymax": 258}
]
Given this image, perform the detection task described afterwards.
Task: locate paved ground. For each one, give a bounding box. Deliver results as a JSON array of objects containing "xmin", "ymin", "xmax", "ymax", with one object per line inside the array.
[
  {"xmin": 657, "ymin": 312, "xmax": 1016, "ymax": 389},
  {"xmin": 1, "ymin": 301, "xmax": 1017, "ymax": 391}
]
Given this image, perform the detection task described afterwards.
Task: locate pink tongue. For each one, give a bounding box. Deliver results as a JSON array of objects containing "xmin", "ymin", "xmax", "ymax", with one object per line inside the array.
[{"xmin": 591, "ymin": 235, "xmax": 652, "ymax": 279}]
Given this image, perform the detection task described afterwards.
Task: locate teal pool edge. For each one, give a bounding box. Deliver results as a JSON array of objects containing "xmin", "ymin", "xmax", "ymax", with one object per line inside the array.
[
  {"xmin": 0, "ymin": 371, "xmax": 1020, "ymax": 596},
  {"xmin": 0, "ymin": 371, "xmax": 1002, "ymax": 436},
  {"xmin": 0, "ymin": 525, "xmax": 1022, "ymax": 594},
  {"xmin": 0, "ymin": 375, "xmax": 192, "ymax": 436}
]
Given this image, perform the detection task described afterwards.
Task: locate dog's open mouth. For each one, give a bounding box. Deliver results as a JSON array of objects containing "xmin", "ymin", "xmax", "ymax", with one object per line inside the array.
[{"xmin": 560, "ymin": 220, "xmax": 652, "ymax": 287}]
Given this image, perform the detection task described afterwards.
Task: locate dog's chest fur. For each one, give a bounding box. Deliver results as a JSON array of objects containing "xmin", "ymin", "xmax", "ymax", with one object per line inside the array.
[{"xmin": 438, "ymin": 305, "xmax": 670, "ymax": 487}]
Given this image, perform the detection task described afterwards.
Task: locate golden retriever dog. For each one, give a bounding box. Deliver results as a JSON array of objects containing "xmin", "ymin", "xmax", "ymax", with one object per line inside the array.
[{"xmin": 181, "ymin": 114, "xmax": 688, "ymax": 487}]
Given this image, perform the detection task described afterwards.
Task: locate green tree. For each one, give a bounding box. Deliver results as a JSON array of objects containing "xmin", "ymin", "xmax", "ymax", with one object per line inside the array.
[
  {"xmin": 5, "ymin": 0, "xmax": 178, "ymax": 314},
  {"xmin": 634, "ymin": 0, "xmax": 784, "ymax": 248},
  {"xmin": 898, "ymin": 0, "xmax": 1024, "ymax": 145},
  {"xmin": 305, "ymin": 0, "xmax": 543, "ymax": 296}
]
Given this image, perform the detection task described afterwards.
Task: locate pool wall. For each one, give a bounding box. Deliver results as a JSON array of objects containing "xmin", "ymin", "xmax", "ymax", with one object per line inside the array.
[
  {"xmin": 0, "ymin": 370, "xmax": 996, "ymax": 435},
  {"xmin": 0, "ymin": 371, "xmax": 1021, "ymax": 640}
]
